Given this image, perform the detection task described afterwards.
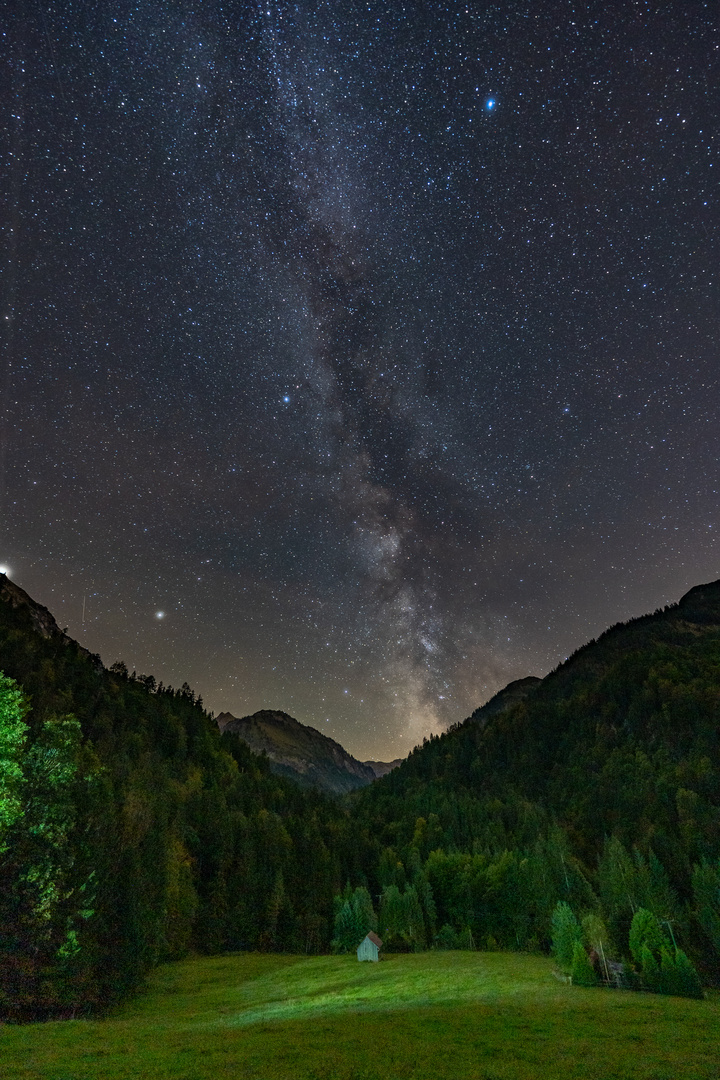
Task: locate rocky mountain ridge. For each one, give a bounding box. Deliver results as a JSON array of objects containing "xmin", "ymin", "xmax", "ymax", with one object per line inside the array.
[
  {"xmin": 363, "ymin": 758, "xmax": 404, "ymax": 778},
  {"xmin": 0, "ymin": 573, "xmax": 102, "ymax": 668},
  {"xmin": 217, "ymin": 709, "xmax": 402, "ymax": 795}
]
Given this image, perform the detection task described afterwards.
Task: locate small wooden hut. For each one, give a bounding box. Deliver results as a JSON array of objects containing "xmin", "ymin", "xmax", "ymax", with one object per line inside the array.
[{"xmin": 357, "ymin": 931, "xmax": 383, "ymax": 962}]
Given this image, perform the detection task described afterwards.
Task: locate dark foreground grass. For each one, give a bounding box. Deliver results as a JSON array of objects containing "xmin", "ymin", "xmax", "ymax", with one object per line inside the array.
[{"xmin": 2, "ymin": 951, "xmax": 718, "ymax": 1080}]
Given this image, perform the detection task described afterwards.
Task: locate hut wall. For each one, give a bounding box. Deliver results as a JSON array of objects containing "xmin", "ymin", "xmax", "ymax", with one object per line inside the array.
[{"xmin": 357, "ymin": 937, "xmax": 379, "ymax": 962}]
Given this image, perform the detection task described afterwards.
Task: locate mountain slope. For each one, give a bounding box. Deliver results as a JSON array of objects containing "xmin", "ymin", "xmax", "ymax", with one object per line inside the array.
[
  {"xmin": 0, "ymin": 573, "xmax": 103, "ymax": 667},
  {"xmin": 466, "ymin": 675, "xmax": 542, "ymax": 727},
  {"xmin": 0, "ymin": 574, "xmax": 361, "ymax": 1018},
  {"xmin": 356, "ymin": 578, "xmax": 720, "ymax": 891},
  {"xmin": 216, "ymin": 709, "xmax": 382, "ymax": 794}
]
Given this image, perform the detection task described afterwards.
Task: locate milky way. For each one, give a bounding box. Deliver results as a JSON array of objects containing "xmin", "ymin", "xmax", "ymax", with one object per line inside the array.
[{"xmin": 2, "ymin": 2, "xmax": 718, "ymax": 758}]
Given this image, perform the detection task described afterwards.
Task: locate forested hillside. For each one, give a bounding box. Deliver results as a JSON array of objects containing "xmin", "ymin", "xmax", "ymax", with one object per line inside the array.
[
  {"xmin": 350, "ymin": 581, "xmax": 720, "ymax": 976},
  {"xmin": 1, "ymin": 574, "xmax": 719, "ymax": 1019},
  {"xmin": 0, "ymin": 576, "xmax": 367, "ymax": 1020}
]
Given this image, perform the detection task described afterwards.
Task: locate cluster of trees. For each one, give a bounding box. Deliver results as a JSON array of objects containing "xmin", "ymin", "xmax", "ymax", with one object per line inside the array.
[
  {"xmin": 0, "ymin": 663, "xmax": 370, "ymax": 1019},
  {"xmin": 626, "ymin": 907, "xmax": 703, "ymax": 997},
  {"xmin": 349, "ymin": 586, "xmax": 720, "ymax": 983},
  {"xmin": 0, "ymin": 592, "xmax": 374, "ymax": 1019},
  {"xmin": 551, "ymin": 901, "xmax": 703, "ymax": 998},
  {"xmin": 330, "ymin": 826, "xmax": 716, "ymax": 993},
  {"xmin": 1, "ymin": 578, "xmax": 719, "ymax": 1018},
  {"xmin": 331, "ymin": 885, "xmax": 377, "ymax": 952},
  {"xmin": 327, "ymin": 834, "xmax": 714, "ymax": 1002}
]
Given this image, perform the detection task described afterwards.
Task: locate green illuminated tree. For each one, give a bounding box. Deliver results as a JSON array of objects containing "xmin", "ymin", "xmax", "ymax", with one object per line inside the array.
[
  {"xmin": 629, "ymin": 908, "xmax": 667, "ymax": 965},
  {"xmin": 551, "ymin": 901, "xmax": 582, "ymax": 971},
  {"xmin": 0, "ymin": 672, "xmax": 29, "ymax": 842},
  {"xmin": 671, "ymin": 948, "xmax": 704, "ymax": 999},
  {"xmin": 571, "ymin": 940, "xmax": 598, "ymax": 986},
  {"xmin": 0, "ymin": 673, "xmax": 94, "ymax": 1017}
]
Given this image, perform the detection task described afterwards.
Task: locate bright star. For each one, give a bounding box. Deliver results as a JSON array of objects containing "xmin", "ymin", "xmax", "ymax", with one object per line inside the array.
[
  {"xmin": 155, "ymin": 611, "xmax": 165, "ymax": 619},
  {"xmin": 486, "ymin": 99, "xmax": 495, "ymax": 110},
  {"xmin": 283, "ymin": 395, "xmax": 290, "ymax": 403}
]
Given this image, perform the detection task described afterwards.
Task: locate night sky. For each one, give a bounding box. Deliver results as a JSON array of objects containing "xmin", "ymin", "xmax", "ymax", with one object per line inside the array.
[{"xmin": 2, "ymin": 1, "xmax": 718, "ymax": 760}]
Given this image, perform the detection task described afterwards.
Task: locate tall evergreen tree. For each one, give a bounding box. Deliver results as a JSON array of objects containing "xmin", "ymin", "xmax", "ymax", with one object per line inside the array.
[
  {"xmin": 691, "ymin": 860, "xmax": 720, "ymax": 964},
  {"xmin": 571, "ymin": 941, "xmax": 598, "ymax": 987},
  {"xmin": 551, "ymin": 902, "xmax": 582, "ymax": 971},
  {"xmin": 629, "ymin": 908, "xmax": 668, "ymax": 966}
]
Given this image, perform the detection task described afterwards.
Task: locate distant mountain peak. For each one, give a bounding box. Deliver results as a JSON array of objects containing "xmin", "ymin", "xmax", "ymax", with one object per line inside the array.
[
  {"xmin": 217, "ymin": 709, "xmax": 400, "ymax": 795},
  {"xmin": 362, "ymin": 758, "xmax": 404, "ymax": 778}
]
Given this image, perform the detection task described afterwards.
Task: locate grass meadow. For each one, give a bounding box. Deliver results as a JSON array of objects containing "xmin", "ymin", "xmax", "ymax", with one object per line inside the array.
[{"xmin": 3, "ymin": 951, "xmax": 719, "ymax": 1080}]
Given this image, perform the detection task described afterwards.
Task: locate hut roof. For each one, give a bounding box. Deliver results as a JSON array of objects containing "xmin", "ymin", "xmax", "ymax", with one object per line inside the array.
[{"xmin": 365, "ymin": 931, "xmax": 383, "ymax": 948}]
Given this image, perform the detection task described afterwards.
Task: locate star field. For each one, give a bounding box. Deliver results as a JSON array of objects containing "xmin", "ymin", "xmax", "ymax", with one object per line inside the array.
[{"xmin": 2, "ymin": 1, "xmax": 718, "ymax": 759}]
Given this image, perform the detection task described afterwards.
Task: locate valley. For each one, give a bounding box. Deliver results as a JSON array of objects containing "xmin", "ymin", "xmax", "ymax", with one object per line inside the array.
[{"xmin": 1, "ymin": 570, "xmax": 719, "ymax": 1034}]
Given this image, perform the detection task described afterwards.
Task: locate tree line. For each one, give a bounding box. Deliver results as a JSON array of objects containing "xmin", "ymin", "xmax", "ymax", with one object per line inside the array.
[{"xmin": 0, "ymin": 592, "xmax": 372, "ymax": 1019}]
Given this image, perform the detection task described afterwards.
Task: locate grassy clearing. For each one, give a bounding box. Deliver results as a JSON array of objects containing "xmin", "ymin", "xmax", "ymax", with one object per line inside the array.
[{"xmin": 3, "ymin": 951, "xmax": 718, "ymax": 1080}]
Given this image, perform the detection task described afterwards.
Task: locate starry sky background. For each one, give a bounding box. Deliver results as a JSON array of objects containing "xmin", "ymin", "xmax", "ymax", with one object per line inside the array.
[{"xmin": 2, "ymin": 0, "xmax": 718, "ymax": 759}]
